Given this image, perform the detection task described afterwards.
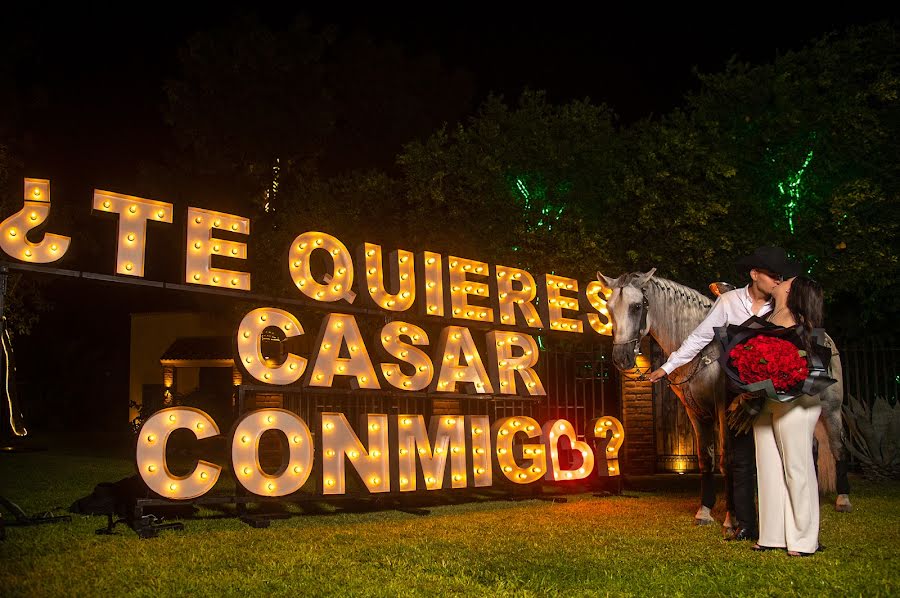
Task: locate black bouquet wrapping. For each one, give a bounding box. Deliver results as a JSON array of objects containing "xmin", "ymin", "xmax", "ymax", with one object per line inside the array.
[{"xmin": 714, "ymin": 316, "xmax": 837, "ymax": 434}]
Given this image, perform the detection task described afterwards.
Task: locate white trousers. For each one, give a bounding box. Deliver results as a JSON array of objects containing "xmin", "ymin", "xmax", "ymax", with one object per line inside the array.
[{"xmin": 753, "ymin": 394, "xmax": 822, "ymax": 552}]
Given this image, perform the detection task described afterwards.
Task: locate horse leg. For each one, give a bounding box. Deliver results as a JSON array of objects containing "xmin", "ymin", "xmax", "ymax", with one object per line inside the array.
[
  {"xmin": 830, "ymin": 427, "xmax": 853, "ymax": 512},
  {"xmin": 688, "ymin": 413, "xmax": 717, "ymax": 525},
  {"xmin": 835, "ymin": 463, "xmax": 852, "ymax": 512},
  {"xmin": 716, "ymin": 397, "xmax": 736, "ymax": 534},
  {"xmin": 823, "ymin": 343, "xmax": 852, "ymax": 512},
  {"xmin": 821, "ymin": 391, "xmax": 852, "ymax": 512}
]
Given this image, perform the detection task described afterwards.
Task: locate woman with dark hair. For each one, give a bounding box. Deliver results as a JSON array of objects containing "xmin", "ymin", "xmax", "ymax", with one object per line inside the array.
[
  {"xmin": 787, "ymin": 276, "xmax": 824, "ymax": 333},
  {"xmin": 752, "ymin": 275, "xmax": 827, "ymax": 556}
]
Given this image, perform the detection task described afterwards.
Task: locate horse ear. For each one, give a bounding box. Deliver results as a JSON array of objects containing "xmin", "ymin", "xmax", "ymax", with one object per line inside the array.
[
  {"xmin": 634, "ymin": 268, "xmax": 657, "ymax": 287},
  {"xmin": 597, "ymin": 271, "xmax": 618, "ymax": 288}
]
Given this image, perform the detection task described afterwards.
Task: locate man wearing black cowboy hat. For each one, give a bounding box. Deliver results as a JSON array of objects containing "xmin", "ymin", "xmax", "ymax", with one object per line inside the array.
[{"xmin": 648, "ymin": 246, "xmax": 802, "ymax": 541}]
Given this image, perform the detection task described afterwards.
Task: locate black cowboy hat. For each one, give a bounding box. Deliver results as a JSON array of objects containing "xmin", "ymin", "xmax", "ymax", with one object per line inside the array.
[{"xmin": 735, "ymin": 246, "xmax": 803, "ymax": 278}]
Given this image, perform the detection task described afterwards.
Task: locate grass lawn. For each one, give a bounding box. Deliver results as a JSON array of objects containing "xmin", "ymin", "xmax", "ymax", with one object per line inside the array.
[{"xmin": 1, "ymin": 447, "xmax": 898, "ymax": 597}]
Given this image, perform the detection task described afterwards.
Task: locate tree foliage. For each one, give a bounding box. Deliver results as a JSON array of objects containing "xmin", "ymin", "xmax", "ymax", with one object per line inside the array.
[
  {"xmin": 684, "ymin": 21, "xmax": 900, "ymax": 335},
  {"xmin": 398, "ymin": 91, "xmax": 618, "ymax": 281},
  {"xmin": 247, "ymin": 169, "xmax": 406, "ymax": 297},
  {"xmin": 603, "ymin": 109, "xmax": 759, "ymax": 287}
]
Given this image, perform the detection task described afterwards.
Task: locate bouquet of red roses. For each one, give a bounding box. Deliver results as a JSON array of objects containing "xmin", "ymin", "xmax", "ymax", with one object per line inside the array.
[
  {"xmin": 715, "ymin": 317, "xmax": 837, "ymax": 433},
  {"xmin": 728, "ymin": 336, "xmax": 809, "ymax": 392}
]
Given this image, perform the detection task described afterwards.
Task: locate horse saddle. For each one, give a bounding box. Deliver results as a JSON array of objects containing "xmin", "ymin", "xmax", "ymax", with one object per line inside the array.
[{"xmin": 708, "ymin": 282, "xmax": 736, "ymax": 297}]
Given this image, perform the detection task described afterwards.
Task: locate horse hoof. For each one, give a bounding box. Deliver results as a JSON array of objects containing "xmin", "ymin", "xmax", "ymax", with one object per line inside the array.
[
  {"xmin": 694, "ymin": 517, "xmax": 716, "ymax": 526},
  {"xmin": 836, "ymin": 494, "xmax": 853, "ymax": 512}
]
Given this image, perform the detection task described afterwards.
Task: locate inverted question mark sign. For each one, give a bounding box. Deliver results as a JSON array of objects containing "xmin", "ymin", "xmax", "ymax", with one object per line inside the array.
[{"xmin": 588, "ymin": 416, "xmax": 625, "ymax": 476}]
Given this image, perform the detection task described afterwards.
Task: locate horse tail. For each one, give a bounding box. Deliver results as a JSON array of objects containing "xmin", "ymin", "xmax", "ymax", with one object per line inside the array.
[{"xmin": 815, "ymin": 417, "xmax": 837, "ymax": 494}]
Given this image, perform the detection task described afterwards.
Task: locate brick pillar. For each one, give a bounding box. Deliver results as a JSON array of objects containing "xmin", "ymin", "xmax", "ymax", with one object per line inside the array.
[{"xmin": 621, "ymin": 354, "xmax": 655, "ymax": 475}]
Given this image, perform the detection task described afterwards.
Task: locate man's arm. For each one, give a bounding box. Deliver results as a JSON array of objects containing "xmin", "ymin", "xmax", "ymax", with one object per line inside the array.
[{"xmin": 647, "ymin": 295, "xmax": 730, "ymax": 382}]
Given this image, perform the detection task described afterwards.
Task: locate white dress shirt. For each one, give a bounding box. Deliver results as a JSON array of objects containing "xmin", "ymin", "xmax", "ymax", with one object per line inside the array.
[{"xmin": 660, "ymin": 285, "xmax": 773, "ymax": 375}]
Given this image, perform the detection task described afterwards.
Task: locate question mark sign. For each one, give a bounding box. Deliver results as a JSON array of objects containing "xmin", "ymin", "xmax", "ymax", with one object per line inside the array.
[{"xmin": 588, "ymin": 416, "xmax": 625, "ymax": 476}]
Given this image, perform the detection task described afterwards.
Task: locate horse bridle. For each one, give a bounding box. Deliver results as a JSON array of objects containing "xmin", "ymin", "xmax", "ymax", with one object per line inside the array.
[
  {"xmin": 611, "ymin": 289, "xmax": 650, "ymax": 356},
  {"xmin": 609, "ymin": 283, "xmax": 714, "ymax": 388}
]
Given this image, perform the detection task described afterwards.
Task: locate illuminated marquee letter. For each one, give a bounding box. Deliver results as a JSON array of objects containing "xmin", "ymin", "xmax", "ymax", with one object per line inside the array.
[
  {"xmin": 431, "ymin": 326, "xmax": 494, "ymax": 394},
  {"xmin": 0, "ymin": 178, "xmax": 70, "ymax": 263},
  {"xmin": 540, "ymin": 274, "xmax": 583, "ymax": 333},
  {"xmin": 448, "ymin": 256, "xmax": 493, "ymax": 323},
  {"xmin": 360, "ymin": 242, "xmax": 415, "ymax": 311},
  {"xmin": 467, "ymin": 415, "xmax": 493, "ymax": 487},
  {"xmin": 492, "ymin": 416, "xmax": 546, "ymax": 484},
  {"xmin": 380, "ymin": 321, "xmax": 433, "ymax": 391},
  {"xmin": 418, "ymin": 251, "xmax": 444, "ymax": 317},
  {"xmin": 542, "ymin": 419, "xmax": 595, "ymax": 481},
  {"xmin": 186, "ymin": 207, "xmax": 250, "ymax": 290},
  {"xmin": 237, "ymin": 308, "xmax": 307, "ymax": 384},
  {"xmin": 308, "ymin": 314, "xmax": 379, "ymax": 389},
  {"xmin": 397, "ymin": 415, "xmax": 466, "ymax": 491},
  {"xmin": 289, "ymin": 232, "xmax": 355, "ymax": 303},
  {"xmin": 93, "ymin": 189, "xmax": 173, "ymax": 276},
  {"xmin": 588, "ymin": 416, "xmax": 625, "ymax": 476},
  {"xmin": 582, "ymin": 280, "xmax": 613, "ymax": 336},
  {"xmin": 136, "ymin": 407, "xmax": 221, "ymax": 500},
  {"xmin": 321, "ymin": 413, "xmax": 389, "ymax": 494},
  {"xmin": 495, "ymin": 266, "xmax": 542, "ymax": 328},
  {"xmin": 232, "ymin": 409, "xmax": 314, "ymax": 496},
  {"xmin": 486, "ymin": 331, "xmax": 545, "ymax": 396}
]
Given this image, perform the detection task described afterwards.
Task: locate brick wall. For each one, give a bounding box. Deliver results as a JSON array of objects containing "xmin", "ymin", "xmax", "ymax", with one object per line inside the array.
[{"xmin": 621, "ymin": 354, "xmax": 656, "ymax": 475}]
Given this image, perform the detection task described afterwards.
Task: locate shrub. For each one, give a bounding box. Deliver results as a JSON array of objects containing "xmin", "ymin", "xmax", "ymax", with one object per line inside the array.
[{"xmin": 842, "ymin": 395, "xmax": 900, "ymax": 480}]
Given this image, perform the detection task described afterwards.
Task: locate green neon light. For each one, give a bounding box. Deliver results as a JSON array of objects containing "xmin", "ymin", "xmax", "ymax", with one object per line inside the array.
[
  {"xmin": 775, "ymin": 149, "xmax": 814, "ymax": 234},
  {"xmin": 516, "ymin": 179, "xmax": 530, "ymax": 201},
  {"xmin": 512, "ymin": 176, "xmax": 566, "ymax": 233}
]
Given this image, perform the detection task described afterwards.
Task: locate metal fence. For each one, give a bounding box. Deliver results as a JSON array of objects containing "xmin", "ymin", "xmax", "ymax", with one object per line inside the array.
[
  {"xmin": 535, "ymin": 344, "xmax": 618, "ymax": 438},
  {"xmin": 839, "ymin": 338, "xmax": 899, "ymax": 404},
  {"xmin": 235, "ymin": 341, "xmax": 618, "ymax": 441}
]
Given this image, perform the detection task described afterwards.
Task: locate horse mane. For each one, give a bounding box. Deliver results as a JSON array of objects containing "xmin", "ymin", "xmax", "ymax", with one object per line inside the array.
[
  {"xmin": 614, "ymin": 272, "xmax": 712, "ymax": 311},
  {"xmin": 646, "ymin": 277, "xmax": 713, "ymax": 313}
]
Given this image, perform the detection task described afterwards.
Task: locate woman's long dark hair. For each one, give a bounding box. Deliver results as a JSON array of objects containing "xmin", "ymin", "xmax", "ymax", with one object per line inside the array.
[{"xmin": 788, "ymin": 276, "xmax": 824, "ymax": 333}]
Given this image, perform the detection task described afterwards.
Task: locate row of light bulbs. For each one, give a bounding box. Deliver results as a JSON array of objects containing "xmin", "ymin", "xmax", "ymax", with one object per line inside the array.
[
  {"xmin": 137, "ymin": 408, "xmax": 624, "ymax": 500},
  {"xmin": 1, "ymin": 182, "xmax": 614, "ymax": 335},
  {"xmin": 236, "ymin": 308, "xmax": 547, "ymax": 395}
]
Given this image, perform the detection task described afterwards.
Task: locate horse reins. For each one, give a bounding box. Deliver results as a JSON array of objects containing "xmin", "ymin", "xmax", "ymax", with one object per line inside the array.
[{"xmin": 666, "ymin": 350, "xmax": 715, "ymax": 387}]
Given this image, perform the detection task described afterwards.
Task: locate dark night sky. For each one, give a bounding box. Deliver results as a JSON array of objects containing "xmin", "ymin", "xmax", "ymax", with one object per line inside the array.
[{"xmin": 4, "ymin": 6, "xmax": 895, "ymax": 186}]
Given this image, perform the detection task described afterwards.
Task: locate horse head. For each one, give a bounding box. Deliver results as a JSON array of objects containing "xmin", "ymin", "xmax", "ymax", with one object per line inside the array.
[{"xmin": 597, "ymin": 268, "xmax": 656, "ymax": 370}]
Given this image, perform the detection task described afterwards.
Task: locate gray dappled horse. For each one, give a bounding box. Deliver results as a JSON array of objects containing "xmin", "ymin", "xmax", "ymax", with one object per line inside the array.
[{"xmin": 598, "ymin": 269, "xmax": 851, "ymax": 531}]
